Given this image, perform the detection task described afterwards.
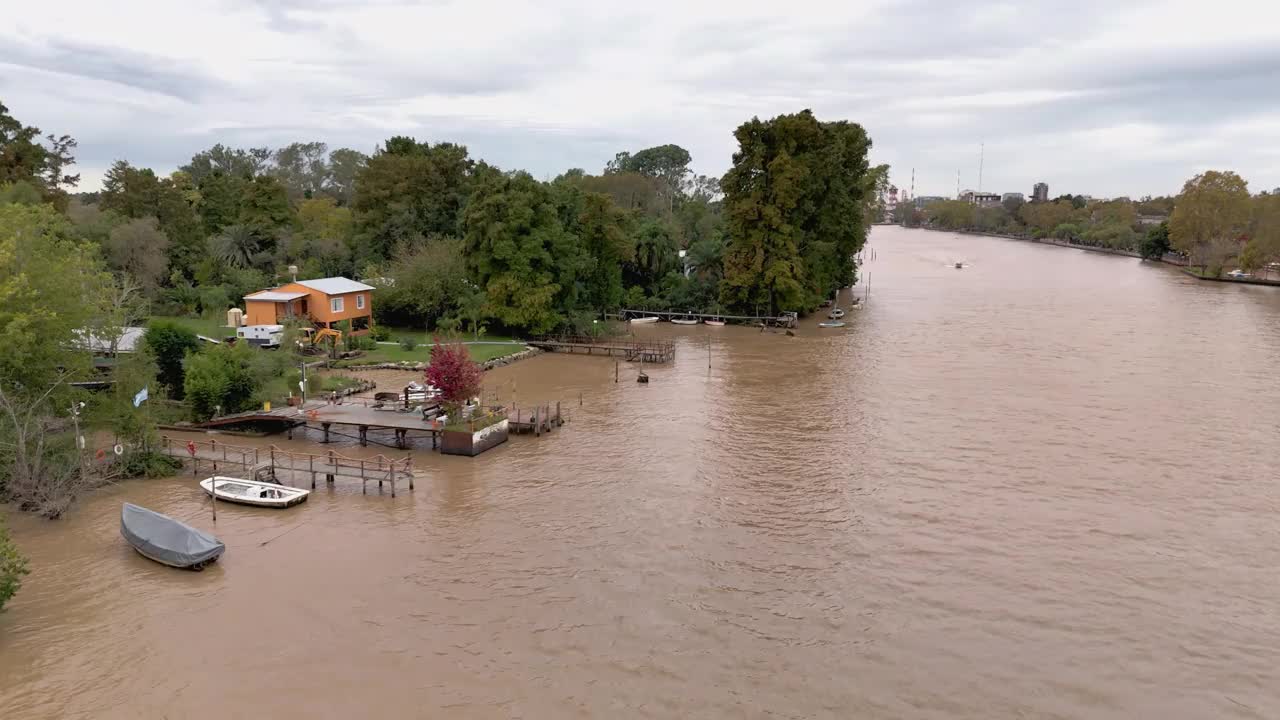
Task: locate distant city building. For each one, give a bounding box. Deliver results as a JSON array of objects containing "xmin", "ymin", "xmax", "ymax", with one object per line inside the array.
[
  {"xmin": 1001, "ymin": 192, "xmax": 1025, "ymax": 203},
  {"xmin": 1032, "ymin": 182, "xmax": 1049, "ymax": 202},
  {"xmin": 913, "ymin": 195, "xmax": 946, "ymax": 209},
  {"xmin": 961, "ymin": 190, "xmax": 1002, "ymax": 208}
]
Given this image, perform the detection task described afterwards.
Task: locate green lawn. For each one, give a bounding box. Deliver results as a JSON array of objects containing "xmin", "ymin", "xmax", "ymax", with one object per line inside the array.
[
  {"xmin": 148, "ymin": 315, "xmax": 236, "ymax": 340},
  {"xmin": 378, "ymin": 326, "xmax": 518, "ymax": 345},
  {"xmin": 332, "ymin": 341, "xmax": 524, "ymax": 368}
]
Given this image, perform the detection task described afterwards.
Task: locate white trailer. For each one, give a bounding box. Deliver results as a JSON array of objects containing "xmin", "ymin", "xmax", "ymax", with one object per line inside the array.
[{"xmin": 236, "ymin": 324, "xmax": 284, "ymax": 348}]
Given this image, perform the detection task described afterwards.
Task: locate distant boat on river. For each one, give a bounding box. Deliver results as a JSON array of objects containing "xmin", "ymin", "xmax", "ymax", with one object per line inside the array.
[
  {"xmin": 818, "ymin": 320, "xmax": 846, "ymax": 328},
  {"xmin": 630, "ymin": 316, "xmax": 659, "ymax": 324},
  {"xmin": 671, "ymin": 316, "xmax": 699, "ymax": 325}
]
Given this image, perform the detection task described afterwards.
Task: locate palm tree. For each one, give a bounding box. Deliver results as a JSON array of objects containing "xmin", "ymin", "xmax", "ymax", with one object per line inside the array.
[{"xmin": 209, "ymin": 224, "xmax": 260, "ymax": 269}]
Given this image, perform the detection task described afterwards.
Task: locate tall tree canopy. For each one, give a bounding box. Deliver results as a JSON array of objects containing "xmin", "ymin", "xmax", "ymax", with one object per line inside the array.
[
  {"xmin": 353, "ymin": 137, "xmax": 474, "ymax": 263},
  {"xmin": 719, "ymin": 110, "xmax": 871, "ymax": 313},
  {"xmin": 1170, "ymin": 170, "xmax": 1252, "ymax": 267}
]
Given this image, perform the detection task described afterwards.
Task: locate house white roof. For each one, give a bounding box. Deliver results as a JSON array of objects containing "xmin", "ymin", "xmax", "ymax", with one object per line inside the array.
[
  {"xmin": 75, "ymin": 326, "xmax": 146, "ymax": 353},
  {"xmin": 294, "ymin": 277, "xmax": 375, "ymax": 295},
  {"xmin": 244, "ymin": 290, "xmax": 308, "ymax": 302}
]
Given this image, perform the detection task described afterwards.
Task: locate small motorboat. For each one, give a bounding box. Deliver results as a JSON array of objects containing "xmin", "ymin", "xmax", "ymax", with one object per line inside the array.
[
  {"xmin": 629, "ymin": 316, "xmax": 659, "ymax": 324},
  {"xmin": 670, "ymin": 316, "xmax": 699, "ymax": 325},
  {"xmin": 828, "ymin": 308, "xmax": 846, "ymax": 319},
  {"xmin": 200, "ymin": 476, "xmax": 310, "ymax": 508},
  {"xmin": 954, "ymin": 262, "xmax": 964, "ymax": 269},
  {"xmin": 818, "ymin": 321, "xmax": 846, "ymax": 328},
  {"xmin": 121, "ymin": 503, "xmax": 225, "ymax": 570},
  {"xmin": 637, "ymin": 371, "xmax": 650, "ymax": 383},
  {"xmin": 704, "ymin": 317, "xmax": 726, "ymax": 326}
]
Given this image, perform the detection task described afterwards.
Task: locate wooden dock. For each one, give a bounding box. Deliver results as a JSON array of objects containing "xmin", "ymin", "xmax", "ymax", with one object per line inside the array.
[
  {"xmin": 160, "ymin": 436, "xmax": 415, "ymax": 496},
  {"xmin": 618, "ymin": 309, "xmax": 798, "ymax": 328},
  {"xmin": 529, "ymin": 336, "xmax": 675, "ymax": 363}
]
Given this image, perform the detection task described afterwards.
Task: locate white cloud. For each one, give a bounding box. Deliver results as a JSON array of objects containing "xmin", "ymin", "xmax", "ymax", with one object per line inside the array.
[{"xmin": 1, "ymin": 0, "xmax": 1278, "ymax": 198}]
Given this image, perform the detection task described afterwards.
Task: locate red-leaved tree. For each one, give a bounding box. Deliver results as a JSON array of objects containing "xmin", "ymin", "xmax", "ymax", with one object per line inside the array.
[{"xmin": 425, "ymin": 338, "xmax": 483, "ymax": 411}]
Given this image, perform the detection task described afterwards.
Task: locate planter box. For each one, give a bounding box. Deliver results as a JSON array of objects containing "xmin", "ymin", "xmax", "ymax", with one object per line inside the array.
[{"xmin": 440, "ymin": 418, "xmax": 509, "ymax": 457}]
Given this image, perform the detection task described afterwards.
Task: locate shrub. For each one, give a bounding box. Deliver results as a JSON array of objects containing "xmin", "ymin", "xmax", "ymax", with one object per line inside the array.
[
  {"xmin": 144, "ymin": 320, "xmax": 199, "ymax": 399},
  {"xmin": 184, "ymin": 343, "xmax": 259, "ymax": 421},
  {"xmin": 399, "ymin": 336, "xmax": 418, "ymax": 352},
  {"xmin": 0, "ymin": 514, "xmax": 30, "ymax": 612},
  {"xmin": 116, "ymin": 451, "xmax": 183, "ymax": 479},
  {"xmin": 425, "ymin": 339, "xmax": 482, "ymax": 410},
  {"xmin": 370, "ymin": 325, "xmax": 391, "ymax": 342}
]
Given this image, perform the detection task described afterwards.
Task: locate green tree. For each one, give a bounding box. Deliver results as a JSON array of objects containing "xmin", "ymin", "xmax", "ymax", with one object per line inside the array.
[
  {"xmin": 181, "ymin": 143, "xmax": 270, "ymax": 183},
  {"xmin": 463, "ymin": 168, "xmax": 565, "ymax": 334},
  {"xmin": 292, "ymin": 196, "xmax": 354, "ymax": 277},
  {"xmin": 0, "ymin": 204, "xmax": 112, "ymax": 514},
  {"xmin": 271, "ymin": 141, "xmax": 330, "ymax": 201},
  {"xmin": 209, "ymin": 224, "xmax": 261, "ymax": 269},
  {"xmin": 196, "ymin": 171, "xmax": 248, "ymax": 235},
  {"xmin": 104, "ymin": 218, "xmax": 170, "ymax": 290},
  {"xmin": 238, "ymin": 174, "xmax": 293, "ymax": 254},
  {"xmin": 1169, "ymin": 171, "xmax": 1251, "ymax": 267},
  {"xmin": 577, "ymin": 193, "xmax": 629, "ymax": 314},
  {"xmin": 0, "ymin": 181, "xmax": 44, "ymax": 206},
  {"xmin": 353, "ymin": 138, "xmax": 473, "ymax": 263},
  {"xmin": 184, "ymin": 343, "xmax": 259, "ymax": 421},
  {"xmin": 376, "ymin": 237, "xmax": 470, "ymax": 329},
  {"xmin": 719, "ymin": 110, "xmax": 872, "ymax": 313},
  {"xmin": 926, "ymin": 199, "xmax": 975, "ymax": 229},
  {"xmin": 325, "ymin": 148, "xmax": 367, "ymax": 205},
  {"xmin": 144, "ymin": 320, "xmax": 199, "ymax": 398},
  {"xmin": 606, "ymin": 144, "xmax": 692, "ymax": 212},
  {"xmin": 0, "ymin": 102, "xmax": 78, "ymax": 206},
  {"xmin": 0, "ymin": 514, "xmax": 28, "ymax": 612},
  {"xmin": 1139, "ymin": 221, "xmax": 1171, "ymax": 260}
]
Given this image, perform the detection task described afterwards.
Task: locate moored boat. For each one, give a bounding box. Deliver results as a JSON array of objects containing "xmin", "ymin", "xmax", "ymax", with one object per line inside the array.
[
  {"xmin": 629, "ymin": 316, "xmax": 659, "ymax": 324},
  {"xmin": 828, "ymin": 308, "xmax": 846, "ymax": 319},
  {"xmin": 818, "ymin": 320, "xmax": 846, "ymax": 328},
  {"xmin": 671, "ymin": 317, "xmax": 699, "ymax": 325},
  {"xmin": 200, "ymin": 476, "xmax": 310, "ymax": 508},
  {"xmin": 121, "ymin": 503, "xmax": 225, "ymax": 570},
  {"xmin": 704, "ymin": 317, "xmax": 726, "ymax": 326}
]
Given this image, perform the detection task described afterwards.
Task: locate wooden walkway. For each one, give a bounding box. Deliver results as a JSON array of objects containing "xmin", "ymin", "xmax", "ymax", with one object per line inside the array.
[
  {"xmin": 160, "ymin": 435, "xmax": 415, "ymax": 497},
  {"xmin": 529, "ymin": 336, "xmax": 675, "ymax": 363}
]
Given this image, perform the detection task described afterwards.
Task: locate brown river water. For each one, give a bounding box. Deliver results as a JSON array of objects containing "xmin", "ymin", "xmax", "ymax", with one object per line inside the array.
[{"xmin": 4, "ymin": 226, "xmax": 1280, "ymax": 719}]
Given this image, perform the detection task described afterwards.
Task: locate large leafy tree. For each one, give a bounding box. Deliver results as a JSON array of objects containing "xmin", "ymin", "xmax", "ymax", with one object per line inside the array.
[
  {"xmin": 0, "ymin": 204, "xmax": 112, "ymax": 510},
  {"xmin": 271, "ymin": 141, "xmax": 331, "ymax": 201},
  {"xmin": 326, "ymin": 148, "xmax": 367, "ymax": 206},
  {"xmin": 1170, "ymin": 170, "xmax": 1251, "ymax": 268},
  {"xmin": 144, "ymin": 320, "xmax": 199, "ymax": 399},
  {"xmin": 104, "ymin": 217, "xmax": 170, "ymax": 290},
  {"xmin": 0, "ymin": 102, "xmax": 78, "ymax": 206},
  {"xmin": 463, "ymin": 168, "xmax": 566, "ymax": 334},
  {"xmin": 576, "ymin": 192, "xmax": 630, "ymax": 314},
  {"xmin": 607, "ymin": 144, "xmax": 692, "ymax": 213},
  {"xmin": 181, "ymin": 144, "xmax": 271, "ymax": 183},
  {"xmin": 719, "ymin": 110, "xmax": 872, "ymax": 313},
  {"xmin": 353, "ymin": 137, "xmax": 474, "ymax": 263}
]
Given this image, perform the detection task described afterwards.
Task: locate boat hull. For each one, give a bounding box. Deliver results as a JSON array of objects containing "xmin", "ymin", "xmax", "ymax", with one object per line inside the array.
[
  {"xmin": 704, "ymin": 320, "xmax": 726, "ymax": 326},
  {"xmin": 670, "ymin": 319, "xmax": 699, "ymax": 325},
  {"xmin": 200, "ymin": 477, "xmax": 310, "ymax": 508},
  {"xmin": 121, "ymin": 503, "xmax": 225, "ymax": 570},
  {"xmin": 629, "ymin": 317, "xmax": 659, "ymax": 324}
]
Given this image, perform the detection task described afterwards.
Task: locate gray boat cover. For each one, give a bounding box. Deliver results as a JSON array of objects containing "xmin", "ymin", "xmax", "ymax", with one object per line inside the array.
[{"xmin": 120, "ymin": 503, "xmax": 225, "ymax": 567}]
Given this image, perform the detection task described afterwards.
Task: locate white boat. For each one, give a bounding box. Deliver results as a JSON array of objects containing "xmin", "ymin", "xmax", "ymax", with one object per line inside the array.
[
  {"xmin": 828, "ymin": 308, "xmax": 845, "ymax": 319},
  {"xmin": 200, "ymin": 476, "xmax": 310, "ymax": 508},
  {"xmin": 629, "ymin": 316, "xmax": 659, "ymax": 324},
  {"xmin": 670, "ymin": 317, "xmax": 699, "ymax": 325},
  {"xmin": 818, "ymin": 321, "xmax": 846, "ymax": 328},
  {"xmin": 704, "ymin": 318, "xmax": 726, "ymax": 326}
]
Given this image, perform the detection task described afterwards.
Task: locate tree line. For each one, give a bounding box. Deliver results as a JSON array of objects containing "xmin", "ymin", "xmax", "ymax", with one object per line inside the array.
[
  {"xmin": 6, "ymin": 103, "xmax": 882, "ymax": 340},
  {"xmin": 900, "ymin": 174, "xmax": 1280, "ymax": 271}
]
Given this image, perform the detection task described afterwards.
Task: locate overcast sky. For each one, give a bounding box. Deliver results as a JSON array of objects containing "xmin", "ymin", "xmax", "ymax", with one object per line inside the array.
[{"xmin": 3, "ymin": 0, "xmax": 1278, "ymax": 199}]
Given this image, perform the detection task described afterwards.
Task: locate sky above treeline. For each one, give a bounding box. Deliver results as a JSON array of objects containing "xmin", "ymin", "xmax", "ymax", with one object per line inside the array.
[{"xmin": 3, "ymin": 0, "xmax": 1278, "ymax": 199}]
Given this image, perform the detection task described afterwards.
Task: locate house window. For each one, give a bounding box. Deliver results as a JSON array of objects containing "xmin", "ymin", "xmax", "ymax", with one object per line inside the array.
[
  {"xmin": 356, "ymin": 294, "xmax": 365, "ymax": 310},
  {"xmin": 331, "ymin": 297, "xmax": 344, "ymax": 313}
]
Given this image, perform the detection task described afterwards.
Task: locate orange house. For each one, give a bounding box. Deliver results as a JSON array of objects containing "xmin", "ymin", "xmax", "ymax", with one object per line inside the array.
[{"xmin": 243, "ymin": 277, "xmax": 376, "ymax": 334}]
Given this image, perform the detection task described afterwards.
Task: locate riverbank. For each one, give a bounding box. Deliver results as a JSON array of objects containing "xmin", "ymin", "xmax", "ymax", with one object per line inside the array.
[
  {"xmin": 1181, "ymin": 268, "xmax": 1280, "ymax": 287},
  {"xmin": 341, "ymin": 345, "xmax": 542, "ymax": 372},
  {"xmin": 926, "ymin": 227, "xmax": 1150, "ymax": 259}
]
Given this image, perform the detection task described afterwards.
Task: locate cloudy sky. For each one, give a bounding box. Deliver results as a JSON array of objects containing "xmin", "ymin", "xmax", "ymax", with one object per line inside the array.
[{"xmin": 3, "ymin": 0, "xmax": 1278, "ymax": 198}]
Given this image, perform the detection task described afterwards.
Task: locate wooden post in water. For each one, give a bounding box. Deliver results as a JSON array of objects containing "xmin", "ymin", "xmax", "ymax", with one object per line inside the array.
[{"xmin": 615, "ymin": 361, "xmax": 619, "ymax": 383}]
